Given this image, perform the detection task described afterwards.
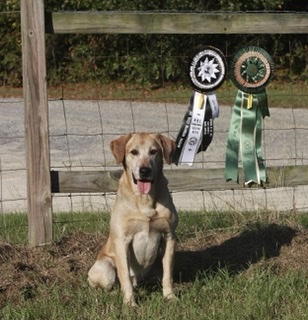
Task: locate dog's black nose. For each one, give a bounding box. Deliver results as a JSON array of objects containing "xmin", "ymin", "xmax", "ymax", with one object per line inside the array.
[{"xmin": 139, "ymin": 167, "xmax": 152, "ymax": 179}]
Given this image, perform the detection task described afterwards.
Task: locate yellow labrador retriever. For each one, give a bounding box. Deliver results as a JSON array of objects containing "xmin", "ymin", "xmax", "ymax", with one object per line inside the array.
[{"xmin": 88, "ymin": 132, "xmax": 178, "ymax": 306}]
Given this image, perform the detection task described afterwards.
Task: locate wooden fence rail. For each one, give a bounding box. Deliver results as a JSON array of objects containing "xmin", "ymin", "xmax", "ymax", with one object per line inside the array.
[
  {"xmin": 45, "ymin": 12, "xmax": 308, "ymax": 34},
  {"xmin": 51, "ymin": 165, "xmax": 308, "ymax": 194},
  {"xmin": 21, "ymin": 1, "xmax": 308, "ymax": 246}
]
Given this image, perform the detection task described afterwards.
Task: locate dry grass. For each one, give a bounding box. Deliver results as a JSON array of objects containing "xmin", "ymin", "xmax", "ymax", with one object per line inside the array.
[
  {"xmin": 0, "ymin": 79, "xmax": 307, "ymax": 108},
  {"xmin": 0, "ymin": 212, "xmax": 307, "ymax": 319}
]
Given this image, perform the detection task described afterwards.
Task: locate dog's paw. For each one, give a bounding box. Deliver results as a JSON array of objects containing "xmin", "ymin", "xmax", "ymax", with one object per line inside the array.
[
  {"xmin": 88, "ymin": 277, "xmax": 98, "ymax": 288},
  {"xmin": 163, "ymin": 291, "xmax": 178, "ymax": 302},
  {"xmin": 88, "ymin": 259, "xmax": 116, "ymax": 290},
  {"xmin": 123, "ymin": 296, "xmax": 138, "ymax": 307}
]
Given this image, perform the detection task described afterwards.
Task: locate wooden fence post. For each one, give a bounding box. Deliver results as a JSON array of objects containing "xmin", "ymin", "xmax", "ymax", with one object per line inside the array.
[{"xmin": 21, "ymin": 0, "xmax": 52, "ymax": 246}]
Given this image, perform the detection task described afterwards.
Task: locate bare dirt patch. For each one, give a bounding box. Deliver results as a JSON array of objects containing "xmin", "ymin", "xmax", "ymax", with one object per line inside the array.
[{"xmin": 0, "ymin": 225, "xmax": 307, "ymax": 309}]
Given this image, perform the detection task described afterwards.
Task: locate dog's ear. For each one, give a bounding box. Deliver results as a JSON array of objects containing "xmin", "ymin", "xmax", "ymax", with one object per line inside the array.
[
  {"xmin": 157, "ymin": 135, "xmax": 176, "ymax": 165},
  {"xmin": 110, "ymin": 134, "xmax": 132, "ymax": 164}
]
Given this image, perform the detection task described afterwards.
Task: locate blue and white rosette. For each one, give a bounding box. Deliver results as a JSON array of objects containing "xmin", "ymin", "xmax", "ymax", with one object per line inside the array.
[{"xmin": 173, "ymin": 46, "xmax": 226, "ymax": 165}]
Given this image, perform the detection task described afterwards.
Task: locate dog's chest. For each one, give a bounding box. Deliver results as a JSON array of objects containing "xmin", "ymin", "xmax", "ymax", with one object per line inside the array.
[{"xmin": 131, "ymin": 230, "xmax": 161, "ymax": 267}]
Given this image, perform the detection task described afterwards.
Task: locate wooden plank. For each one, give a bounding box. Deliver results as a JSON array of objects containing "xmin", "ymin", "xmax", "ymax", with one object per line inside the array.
[
  {"xmin": 45, "ymin": 12, "xmax": 308, "ymax": 34},
  {"xmin": 51, "ymin": 165, "xmax": 308, "ymax": 194},
  {"xmin": 51, "ymin": 170, "xmax": 120, "ymax": 193},
  {"xmin": 21, "ymin": 0, "xmax": 52, "ymax": 247}
]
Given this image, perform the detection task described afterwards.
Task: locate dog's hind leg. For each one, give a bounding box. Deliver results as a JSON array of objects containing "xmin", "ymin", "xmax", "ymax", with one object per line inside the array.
[{"xmin": 88, "ymin": 256, "xmax": 116, "ymax": 291}]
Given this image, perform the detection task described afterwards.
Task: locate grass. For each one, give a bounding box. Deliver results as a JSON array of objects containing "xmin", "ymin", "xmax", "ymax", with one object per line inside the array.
[
  {"xmin": 2, "ymin": 268, "xmax": 307, "ymax": 320},
  {"xmin": 1, "ymin": 210, "xmax": 307, "ymax": 319},
  {"xmin": 1, "ymin": 210, "xmax": 307, "ymax": 245},
  {"xmin": 0, "ymin": 79, "xmax": 307, "ymax": 108},
  {"xmin": 0, "ymin": 211, "xmax": 110, "ymax": 245}
]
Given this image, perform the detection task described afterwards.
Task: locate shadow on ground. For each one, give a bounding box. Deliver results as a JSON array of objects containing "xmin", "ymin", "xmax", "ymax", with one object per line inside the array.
[
  {"xmin": 1, "ymin": 221, "xmax": 305, "ymax": 307},
  {"xmin": 173, "ymin": 223, "xmax": 297, "ymax": 282}
]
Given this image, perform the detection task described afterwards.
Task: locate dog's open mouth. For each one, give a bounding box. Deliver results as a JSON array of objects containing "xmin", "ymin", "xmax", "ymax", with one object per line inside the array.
[{"xmin": 132, "ymin": 175, "xmax": 153, "ymax": 194}]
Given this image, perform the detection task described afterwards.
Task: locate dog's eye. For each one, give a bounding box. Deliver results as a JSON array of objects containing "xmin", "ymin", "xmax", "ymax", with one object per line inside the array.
[
  {"xmin": 130, "ymin": 149, "xmax": 139, "ymax": 156},
  {"xmin": 149, "ymin": 149, "xmax": 158, "ymax": 156}
]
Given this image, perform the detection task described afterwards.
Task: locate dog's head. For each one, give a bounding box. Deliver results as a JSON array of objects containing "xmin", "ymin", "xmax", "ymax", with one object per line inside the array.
[{"xmin": 110, "ymin": 133, "xmax": 175, "ymax": 194}]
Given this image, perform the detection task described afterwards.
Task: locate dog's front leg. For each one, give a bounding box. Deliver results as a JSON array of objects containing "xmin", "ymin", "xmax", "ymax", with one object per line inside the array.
[
  {"xmin": 162, "ymin": 236, "xmax": 176, "ymax": 300},
  {"xmin": 114, "ymin": 238, "xmax": 136, "ymax": 306}
]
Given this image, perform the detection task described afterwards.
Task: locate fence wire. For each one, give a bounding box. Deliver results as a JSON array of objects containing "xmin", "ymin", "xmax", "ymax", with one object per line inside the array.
[{"xmin": 0, "ymin": 10, "xmax": 308, "ymax": 220}]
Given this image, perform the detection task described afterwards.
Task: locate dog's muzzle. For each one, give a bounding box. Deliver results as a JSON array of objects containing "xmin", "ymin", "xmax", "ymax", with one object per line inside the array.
[{"xmin": 133, "ymin": 167, "xmax": 154, "ymax": 194}]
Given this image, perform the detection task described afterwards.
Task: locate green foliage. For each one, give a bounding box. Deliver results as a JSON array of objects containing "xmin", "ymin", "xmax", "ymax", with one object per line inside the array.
[
  {"xmin": 0, "ymin": 0, "xmax": 307, "ymax": 87},
  {"xmin": 0, "ymin": 1, "xmax": 22, "ymax": 86}
]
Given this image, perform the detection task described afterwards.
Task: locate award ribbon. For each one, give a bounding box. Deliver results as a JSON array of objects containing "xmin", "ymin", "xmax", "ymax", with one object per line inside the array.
[
  {"xmin": 225, "ymin": 46, "xmax": 274, "ymax": 185},
  {"xmin": 173, "ymin": 92, "xmax": 218, "ymax": 165},
  {"xmin": 225, "ymin": 90, "xmax": 269, "ymax": 185},
  {"xmin": 173, "ymin": 46, "xmax": 226, "ymax": 165},
  {"xmin": 180, "ymin": 92, "xmax": 206, "ymax": 165}
]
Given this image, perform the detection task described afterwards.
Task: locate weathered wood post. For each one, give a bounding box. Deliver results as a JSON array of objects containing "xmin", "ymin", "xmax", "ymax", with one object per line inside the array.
[{"xmin": 21, "ymin": 0, "xmax": 52, "ymax": 246}]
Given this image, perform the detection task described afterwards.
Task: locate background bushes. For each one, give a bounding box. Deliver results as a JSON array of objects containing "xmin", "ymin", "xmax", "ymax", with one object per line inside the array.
[{"xmin": 0, "ymin": 0, "xmax": 307, "ymax": 87}]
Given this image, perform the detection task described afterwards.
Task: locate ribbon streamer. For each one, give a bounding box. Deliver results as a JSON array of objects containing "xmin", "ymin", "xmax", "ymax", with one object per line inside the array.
[
  {"xmin": 225, "ymin": 89, "xmax": 269, "ymax": 185},
  {"xmin": 173, "ymin": 91, "xmax": 218, "ymax": 165}
]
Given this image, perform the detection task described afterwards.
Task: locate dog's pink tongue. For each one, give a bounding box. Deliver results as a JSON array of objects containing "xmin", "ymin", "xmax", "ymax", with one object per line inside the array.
[{"xmin": 137, "ymin": 180, "xmax": 151, "ymax": 194}]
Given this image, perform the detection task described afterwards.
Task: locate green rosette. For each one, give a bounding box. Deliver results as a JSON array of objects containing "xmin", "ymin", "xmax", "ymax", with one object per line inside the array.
[
  {"xmin": 229, "ymin": 46, "xmax": 275, "ymax": 94},
  {"xmin": 225, "ymin": 47, "xmax": 274, "ymax": 185}
]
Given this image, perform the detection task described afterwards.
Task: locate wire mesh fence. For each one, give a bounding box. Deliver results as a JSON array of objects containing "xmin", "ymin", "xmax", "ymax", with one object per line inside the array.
[
  {"xmin": 1, "ymin": 84, "xmax": 308, "ymax": 214},
  {"xmin": 0, "ymin": 9, "xmax": 308, "ymax": 220}
]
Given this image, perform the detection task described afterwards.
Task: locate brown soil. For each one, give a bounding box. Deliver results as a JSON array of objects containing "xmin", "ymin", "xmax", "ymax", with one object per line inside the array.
[{"xmin": 0, "ymin": 224, "xmax": 307, "ymax": 308}]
